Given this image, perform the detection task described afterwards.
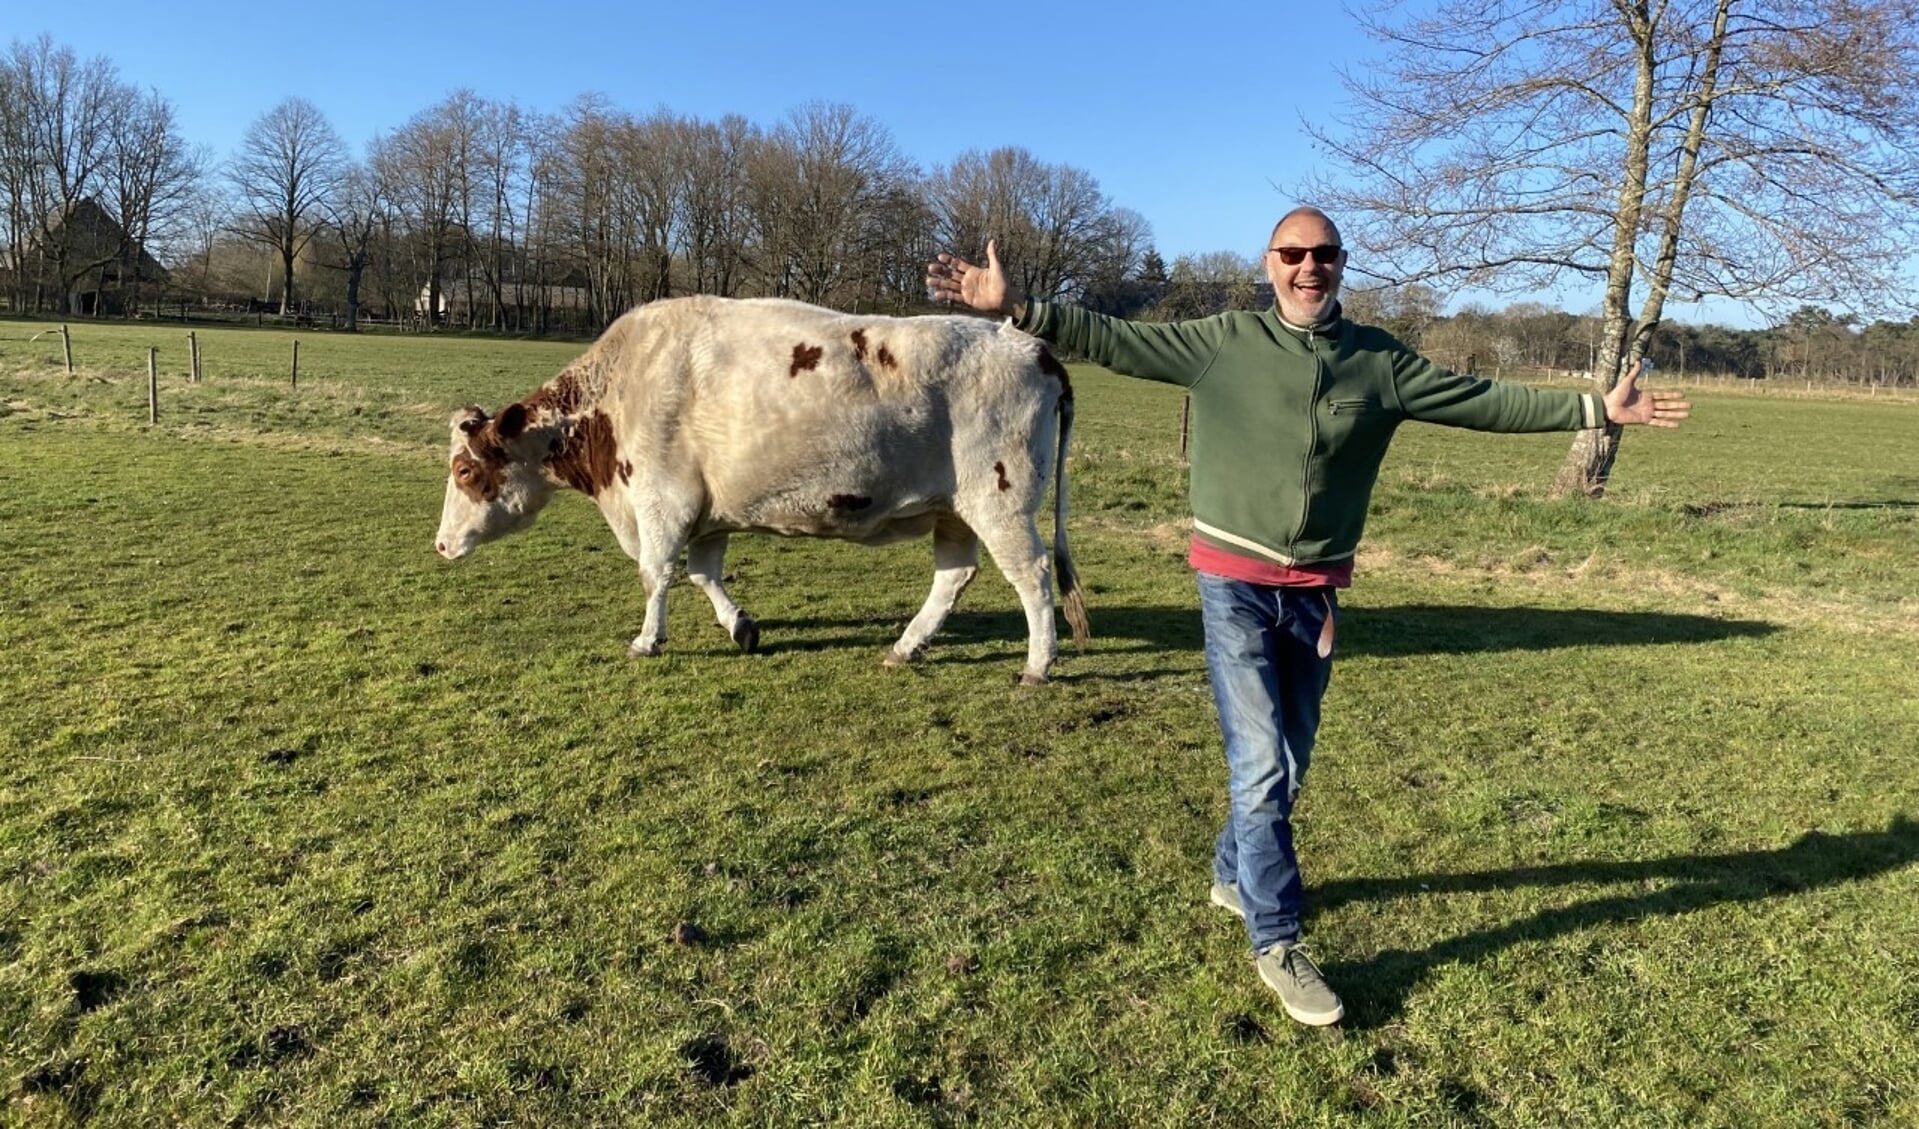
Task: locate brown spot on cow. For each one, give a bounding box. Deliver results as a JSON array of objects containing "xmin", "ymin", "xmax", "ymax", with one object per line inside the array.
[
  {"xmin": 521, "ymin": 368, "xmax": 585, "ymax": 418},
  {"xmin": 448, "ymin": 407, "xmax": 521, "ymax": 502},
  {"xmin": 850, "ymin": 330, "xmax": 868, "ymax": 362},
  {"xmin": 1037, "ymin": 346, "xmax": 1072, "ymax": 399},
  {"xmin": 790, "ymin": 343, "xmax": 824, "ymax": 377},
  {"xmin": 450, "ymin": 448, "xmax": 508, "ymax": 503},
  {"xmin": 827, "ymin": 493, "xmax": 873, "ymax": 512},
  {"xmin": 994, "ymin": 461, "xmax": 1011, "ymax": 491},
  {"xmin": 875, "ymin": 344, "xmax": 897, "ymax": 370},
  {"xmin": 546, "ymin": 411, "xmax": 626, "ymax": 496}
]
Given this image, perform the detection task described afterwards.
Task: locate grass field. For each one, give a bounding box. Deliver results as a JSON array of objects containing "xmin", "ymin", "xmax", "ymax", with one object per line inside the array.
[{"xmin": 3, "ymin": 316, "xmax": 1917, "ymax": 1126}]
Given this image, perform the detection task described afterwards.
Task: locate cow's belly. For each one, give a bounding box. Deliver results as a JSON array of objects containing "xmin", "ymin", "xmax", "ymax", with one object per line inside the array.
[{"xmin": 698, "ymin": 501, "xmax": 947, "ymax": 545}]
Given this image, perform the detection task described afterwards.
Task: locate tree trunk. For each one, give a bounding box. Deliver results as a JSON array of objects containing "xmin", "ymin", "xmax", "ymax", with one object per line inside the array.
[
  {"xmin": 1552, "ymin": 422, "xmax": 1624, "ymax": 498},
  {"xmin": 344, "ymin": 262, "xmax": 363, "ymax": 331},
  {"xmin": 280, "ymin": 247, "xmax": 297, "ymax": 315}
]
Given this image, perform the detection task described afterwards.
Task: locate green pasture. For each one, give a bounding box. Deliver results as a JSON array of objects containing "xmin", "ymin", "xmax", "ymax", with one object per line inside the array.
[{"xmin": 2, "ymin": 317, "xmax": 1916, "ymax": 1126}]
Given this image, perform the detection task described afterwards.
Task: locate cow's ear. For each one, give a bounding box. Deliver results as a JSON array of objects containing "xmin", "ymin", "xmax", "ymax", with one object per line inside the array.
[
  {"xmin": 455, "ymin": 405, "xmax": 488, "ymax": 434},
  {"xmin": 496, "ymin": 402, "xmax": 528, "ymax": 440}
]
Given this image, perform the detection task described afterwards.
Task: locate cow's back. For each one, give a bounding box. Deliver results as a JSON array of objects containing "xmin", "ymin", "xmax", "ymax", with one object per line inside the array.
[{"xmin": 592, "ymin": 297, "xmax": 1061, "ymax": 535}]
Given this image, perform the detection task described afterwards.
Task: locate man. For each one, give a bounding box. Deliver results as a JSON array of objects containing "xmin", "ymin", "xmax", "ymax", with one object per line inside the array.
[{"xmin": 925, "ymin": 207, "xmax": 1690, "ymax": 1026}]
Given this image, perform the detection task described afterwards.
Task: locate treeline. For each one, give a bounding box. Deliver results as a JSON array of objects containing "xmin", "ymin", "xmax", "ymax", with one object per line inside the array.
[
  {"xmin": 3, "ymin": 34, "xmax": 1914, "ymax": 387},
  {"xmin": 1167, "ymin": 262, "xmax": 1919, "ymax": 388},
  {"xmin": 1402, "ymin": 296, "xmax": 1919, "ymax": 389},
  {"xmin": 1, "ymin": 35, "xmax": 1147, "ymax": 333}
]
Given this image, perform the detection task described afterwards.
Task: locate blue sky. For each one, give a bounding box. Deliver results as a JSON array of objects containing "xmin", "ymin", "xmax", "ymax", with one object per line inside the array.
[{"xmin": 17, "ymin": 1, "xmax": 1766, "ymax": 327}]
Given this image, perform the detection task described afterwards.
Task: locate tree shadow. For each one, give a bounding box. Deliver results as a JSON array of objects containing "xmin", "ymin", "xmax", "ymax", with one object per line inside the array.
[
  {"xmin": 1335, "ymin": 604, "xmax": 1780, "ymax": 658},
  {"xmin": 1686, "ymin": 499, "xmax": 1919, "ymax": 514},
  {"xmin": 751, "ymin": 604, "xmax": 1778, "ymax": 665},
  {"xmin": 1775, "ymin": 500, "xmax": 1919, "ymax": 511},
  {"xmin": 1311, "ymin": 815, "xmax": 1919, "ymax": 1029}
]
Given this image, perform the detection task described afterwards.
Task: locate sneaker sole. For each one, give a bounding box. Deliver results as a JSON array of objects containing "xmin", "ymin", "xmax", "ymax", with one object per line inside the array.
[{"xmin": 1209, "ymin": 884, "xmax": 1245, "ymax": 919}]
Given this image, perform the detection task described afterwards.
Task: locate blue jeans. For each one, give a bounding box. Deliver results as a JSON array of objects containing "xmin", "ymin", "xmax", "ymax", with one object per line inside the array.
[{"xmin": 1197, "ymin": 573, "xmax": 1337, "ymax": 954}]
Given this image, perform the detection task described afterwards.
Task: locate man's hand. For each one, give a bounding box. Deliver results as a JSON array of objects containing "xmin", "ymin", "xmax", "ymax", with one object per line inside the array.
[
  {"xmin": 925, "ymin": 240, "xmax": 1025, "ymax": 319},
  {"xmin": 1604, "ymin": 359, "xmax": 1691, "ymax": 428}
]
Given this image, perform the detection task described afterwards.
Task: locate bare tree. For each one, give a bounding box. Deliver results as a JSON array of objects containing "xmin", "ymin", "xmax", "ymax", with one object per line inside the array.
[
  {"xmin": 854, "ymin": 179, "xmax": 940, "ymax": 312},
  {"xmin": 546, "ymin": 94, "xmax": 642, "ymax": 325},
  {"xmin": 744, "ymin": 102, "xmax": 916, "ymax": 306},
  {"xmin": 164, "ymin": 182, "xmax": 232, "ymax": 303},
  {"xmin": 517, "ymin": 114, "xmax": 574, "ymax": 333},
  {"xmin": 228, "ymin": 97, "xmax": 346, "ymax": 315},
  {"xmin": 928, "ymin": 146, "xmax": 1139, "ymax": 303},
  {"xmin": 1152, "ymin": 250, "xmax": 1262, "ymax": 320},
  {"xmin": 319, "ymin": 162, "xmax": 390, "ymax": 330},
  {"xmin": 466, "ymin": 97, "xmax": 531, "ymax": 329},
  {"xmin": 1076, "ymin": 205, "xmax": 1152, "ymax": 313},
  {"xmin": 106, "ymin": 88, "xmax": 205, "ymax": 316},
  {"xmin": 376, "ymin": 92, "xmax": 482, "ymax": 327},
  {"xmin": 1305, "ymin": 0, "xmax": 1919, "ymax": 496},
  {"xmin": 0, "ymin": 36, "xmax": 132, "ymax": 313},
  {"xmin": 675, "ymin": 114, "xmax": 755, "ymax": 297},
  {"xmin": 610, "ymin": 109, "xmax": 688, "ymax": 305}
]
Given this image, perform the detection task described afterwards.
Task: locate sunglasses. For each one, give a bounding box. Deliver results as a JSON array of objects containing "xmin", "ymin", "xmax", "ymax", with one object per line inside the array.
[{"xmin": 1268, "ymin": 244, "xmax": 1344, "ymax": 265}]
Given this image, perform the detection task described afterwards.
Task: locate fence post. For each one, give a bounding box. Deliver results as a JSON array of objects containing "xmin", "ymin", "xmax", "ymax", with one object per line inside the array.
[
  {"xmin": 291, "ymin": 340, "xmax": 299, "ymax": 388},
  {"xmin": 62, "ymin": 324, "xmax": 73, "ymax": 373},
  {"xmin": 187, "ymin": 331, "xmax": 199, "ymax": 383},
  {"xmin": 147, "ymin": 347, "xmax": 159, "ymax": 423}
]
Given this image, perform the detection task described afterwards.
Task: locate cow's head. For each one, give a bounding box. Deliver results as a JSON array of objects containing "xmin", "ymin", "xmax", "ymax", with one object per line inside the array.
[{"xmin": 434, "ymin": 403, "xmax": 561, "ymax": 559}]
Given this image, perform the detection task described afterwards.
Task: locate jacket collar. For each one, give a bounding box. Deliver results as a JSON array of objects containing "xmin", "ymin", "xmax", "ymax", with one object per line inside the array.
[{"xmin": 1272, "ymin": 301, "xmax": 1344, "ymax": 337}]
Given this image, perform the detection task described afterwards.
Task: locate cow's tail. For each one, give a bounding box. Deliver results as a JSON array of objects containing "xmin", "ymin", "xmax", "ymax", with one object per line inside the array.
[{"xmin": 1047, "ymin": 352, "xmax": 1091, "ymax": 650}]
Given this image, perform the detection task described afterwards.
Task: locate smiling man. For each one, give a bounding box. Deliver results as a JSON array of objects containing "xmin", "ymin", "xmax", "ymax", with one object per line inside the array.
[
  {"xmin": 1265, "ymin": 207, "xmax": 1346, "ymax": 327},
  {"xmin": 926, "ymin": 208, "xmax": 1689, "ymax": 1026}
]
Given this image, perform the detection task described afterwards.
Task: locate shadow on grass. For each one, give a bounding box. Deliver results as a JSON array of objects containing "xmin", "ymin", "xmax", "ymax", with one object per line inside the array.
[
  {"xmin": 753, "ymin": 604, "xmax": 1778, "ymax": 664},
  {"xmin": 1316, "ymin": 815, "xmax": 1919, "ymax": 1029},
  {"xmin": 1686, "ymin": 499, "xmax": 1919, "ymax": 514}
]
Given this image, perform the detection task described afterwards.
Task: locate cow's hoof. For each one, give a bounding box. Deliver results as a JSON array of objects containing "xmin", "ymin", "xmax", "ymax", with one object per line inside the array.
[
  {"xmin": 882, "ymin": 647, "xmax": 922, "ymax": 668},
  {"xmin": 730, "ymin": 616, "xmax": 760, "ymax": 654},
  {"xmin": 627, "ymin": 639, "xmax": 663, "ymax": 658},
  {"xmin": 1017, "ymin": 671, "xmax": 1049, "ymax": 687}
]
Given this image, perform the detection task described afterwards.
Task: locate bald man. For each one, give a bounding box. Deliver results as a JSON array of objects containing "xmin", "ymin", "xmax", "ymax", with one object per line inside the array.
[{"xmin": 928, "ymin": 209, "xmax": 1688, "ymax": 1025}]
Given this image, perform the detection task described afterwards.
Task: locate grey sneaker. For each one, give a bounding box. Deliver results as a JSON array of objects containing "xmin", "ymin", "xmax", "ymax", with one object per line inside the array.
[
  {"xmin": 1256, "ymin": 942, "xmax": 1344, "ymax": 1026},
  {"xmin": 1209, "ymin": 881, "xmax": 1245, "ymax": 919}
]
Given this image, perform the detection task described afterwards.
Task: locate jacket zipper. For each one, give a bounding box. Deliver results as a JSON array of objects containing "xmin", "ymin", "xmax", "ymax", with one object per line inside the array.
[{"xmin": 1291, "ymin": 332, "xmax": 1324, "ymax": 545}]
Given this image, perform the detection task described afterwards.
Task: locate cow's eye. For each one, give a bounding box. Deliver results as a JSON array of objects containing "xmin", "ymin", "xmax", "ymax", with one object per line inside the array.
[{"xmin": 456, "ymin": 465, "xmax": 473, "ymax": 480}]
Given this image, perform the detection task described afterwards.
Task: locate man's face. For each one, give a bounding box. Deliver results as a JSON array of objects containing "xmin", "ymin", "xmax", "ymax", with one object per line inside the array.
[{"xmin": 1264, "ymin": 213, "xmax": 1346, "ymax": 326}]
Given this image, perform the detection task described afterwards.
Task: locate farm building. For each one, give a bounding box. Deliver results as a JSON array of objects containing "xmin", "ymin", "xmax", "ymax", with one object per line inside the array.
[{"xmin": 2, "ymin": 197, "xmax": 170, "ymax": 316}]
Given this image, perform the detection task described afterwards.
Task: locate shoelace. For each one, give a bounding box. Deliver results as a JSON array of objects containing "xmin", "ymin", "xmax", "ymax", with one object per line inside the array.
[{"xmin": 1281, "ymin": 945, "xmax": 1329, "ymax": 988}]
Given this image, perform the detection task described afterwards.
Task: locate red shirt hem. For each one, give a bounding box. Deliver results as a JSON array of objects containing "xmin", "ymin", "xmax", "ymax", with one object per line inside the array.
[{"xmin": 1187, "ymin": 537, "xmax": 1353, "ymax": 588}]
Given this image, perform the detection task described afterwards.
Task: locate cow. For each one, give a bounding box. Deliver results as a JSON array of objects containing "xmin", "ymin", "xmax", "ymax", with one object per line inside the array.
[{"xmin": 434, "ymin": 295, "xmax": 1090, "ymax": 684}]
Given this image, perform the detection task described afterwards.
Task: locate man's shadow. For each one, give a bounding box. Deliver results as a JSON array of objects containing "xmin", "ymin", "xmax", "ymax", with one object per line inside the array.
[{"xmin": 1311, "ymin": 815, "xmax": 1919, "ymax": 1028}]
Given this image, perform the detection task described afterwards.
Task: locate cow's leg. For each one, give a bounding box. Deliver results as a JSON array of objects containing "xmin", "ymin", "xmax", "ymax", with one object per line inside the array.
[
  {"xmin": 972, "ymin": 514, "xmax": 1059, "ymax": 685},
  {"xmin": 685, "ymin": 533, "xmax": 758, "ymax": 653},
  {"xmin": 627, "ymin": 523, "xmax": 687, "ymax": 658},
  {"xmin": 885, "ymin": 517, "xmax": 979, "ymax": 668}
]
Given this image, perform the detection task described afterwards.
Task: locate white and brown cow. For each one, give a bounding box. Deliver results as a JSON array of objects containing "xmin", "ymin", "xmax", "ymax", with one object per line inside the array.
[{"xmin": 434, "ymin": 295, "xmax": 1089, "ymax": 683}]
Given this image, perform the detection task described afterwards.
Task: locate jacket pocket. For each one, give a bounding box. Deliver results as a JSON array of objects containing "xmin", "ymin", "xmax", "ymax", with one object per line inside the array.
[{"xmin": 1327, "ymin": 396, "xmax": 1385, "ymax": 416}]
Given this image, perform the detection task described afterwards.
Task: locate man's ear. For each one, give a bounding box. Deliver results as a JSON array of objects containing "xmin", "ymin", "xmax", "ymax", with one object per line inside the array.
[{"xmin": 495, "ymin": 401, "xmax": 528, "ymax": 440}]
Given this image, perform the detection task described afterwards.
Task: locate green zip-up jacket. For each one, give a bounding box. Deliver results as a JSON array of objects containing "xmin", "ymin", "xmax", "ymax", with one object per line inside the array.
[{"xmin": 1017, "ymin": 300, "xmax": 1604, "ymax": 568}]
